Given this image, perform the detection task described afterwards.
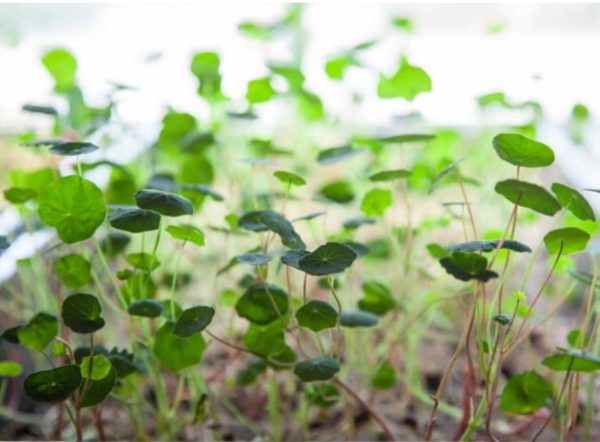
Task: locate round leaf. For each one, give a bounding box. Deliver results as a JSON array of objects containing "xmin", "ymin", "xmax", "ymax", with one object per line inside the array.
[
  {"xmin": 24, "ymin": 365, "xmax": 82, "ymax": 403},
  {"xmin": 79, "ymin": 366, "xmax": 116, "ymax": 407},
  {"xmin": 360, "ymin": 188, "xmax": 393, "ymax": 217},
  {"xmin": 38, "ymin": 176, "xmax": 106, "ymax": 244},
  {"xmin": 371, "ymin": 362, "xmax": 397, "ymax": 390},
  {"xmin": 551, "ymin": 183, "xmax": 595, "ymax": 221},
  {"xmin": 294, "ymin": 357, "xmax": 340, "ymax": 382},
  {"xmin": 54, "ymin": 253, "xmax": 92, "ymax": 289},
  {"xmin": 495, "ymin": 179, "xmax": 561, "ymax": 216},
  {"xmin": 153, "ymin": 322, "xmax": 206, "ymax": 371},
  {"xmin": 439, "ymin": 252, "xmax": 498, "ymax": 282},
  {"xmin": 80, "ymin": 354, "xmax": 112, "ymax": 380},
  {"xmin": 235, "ymin": 283, "xmax": 289, "ymax": 325},
  {"xmin": 492, "ymin": 133, "xmax": 555, "ymax": 168},
  {"xmin": 243, "ymin": 322, "xmax": 286, "ymax": 357},
  {"xmin": 298, "ymin": 242, "xmax": 358, "ymax": 276},
  {"xmin": 62, "ymin": 294, "xmax": 105, "ymax": 334},
  {"xmin": 0, "ymin": 361, "xmax": 22, "ymax": 377},
  {"xmin": 135, "ymin": 189, "xmax": 193, "ymax": 217},
  {"xmin": 543, "ymin": 227, "xmax": 590, "ymax": 255},
  {"xmin": 165, "ymin": 224, "xmax": 205, "ymax": 247},
  {"xmin": 319, "ymin": 180, "xmax": 354, "ymax": 203},
  {"xmin": 339, "ymin": 311, "xmax": 379, "ymax": 328},
  {"xmin": 237, "ymin": 253, "xmax": 272, "ymax": 266},
  {"xmin": 369, "ymin": 169, "xmax": 412, "ymax": 182},
  {"xmin": 108, "ymin": 207, "xmax": 161, "ymax": 233},
  {"xmin": 274, "ymin": 170, "xmax": 306, "ymax": 187},
  {"xmin": 48, "ymin": 141, "xmax": 99, "ymax": 156},
  {"xmin": 173, "ymin": 306, "xmax": 215, "ymax": 337},
  {"xmin": 296, "ymin": 300, "xmax": 338, "ymax": 332},
  {"xmin": 17, "ymin": 313, "xmax": 58, "ymax": 351},
  {"xmin": 542, "ymin": 349, "xmax": 600, "ymax": 372},
  {"xmin": 500, "ymin": 371, "xmax": 553, "ymax": 414},
  {"xmin": 127, "ymin": 300, "xmax": 164, "ymax": 318}
]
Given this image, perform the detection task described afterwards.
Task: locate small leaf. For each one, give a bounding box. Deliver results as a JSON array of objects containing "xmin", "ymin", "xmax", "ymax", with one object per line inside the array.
[
  {"xmin": 543, "ymin": 227, "xmax": 590, "ymax": 255},
  {"xmin": 48, "ymin": 141, "xmax": 99, "ymax": 156},
  {"xmin": 237, "ymin": 253, "xmax": 272, "ymax": 266},
  {"xmin": 542, "ymin": 349, "xmax": 600, "ymax": 372},
  {"xmin": 243, "ymin": 321, "xmax": 286, "ymax": 357},
  {"xmin": 238, "ymin": 210, "xmax": 269, "ymax": 232},
  {"xmin": 127, "ymin": 300, "xmax": 164, "ymax": 318},
  {"xmin": 447, "ymin": 239, "xmax": 531, "ymax": 253},
  {"xmin": 500, "ymin": 371, "xmax": 553, "ymax": 414},
  {"xmin": 42, "ymin": 48, "xmax": 77, "ymax": 93},
  {"xmin": 79, "ymin": 366, "xmax": 116, "ymax": 407},
  {"xmin": 108, "ymin": 207, "xmax": 161, "ymax": 233},
  {"xmin": 135, "ymin": 189, "xmax": 193, "ymax": 217},
  {"xmin": 38, "ymin": 175, "xmax": 106, "ymax": 244},
  {"xmin": 62, "ymin": 294, "xmax": 105, "ymax": 334},
  {"xmin": 439, "ymin": 252, "xmax": 498, "ymax": 282},
  {"xmin": 54, "ymin": 254, "xmax": 92, "ymax": 289},
  {"xmin": 369, "ymin": 169, "xmax": 412, "ymax": 182},
  {"xmin": 371, "ymin": 362, "xmax": 396, "ymax": 390},
  {"xmin": 235, "ymin": 284, "xmax": 288, "ymax": 325},
  {"xmin": 297, "ymin": 242, "xmax": 358, "ymax": 276},
  {"xmin": 360, "ymin": 188, "xmax": 393, "ymax": 217},
  {"xmin": 126, "ymin": 252, "xmax": 160, "ymax": 271},
  {"xmin": 340, "ymin": 311, "xmax": 379, "ymax": 327},
  {"xmin": 24, "ymin": 365, "xmax": 82, "ymax": 402},
  {"xmin": 294, "ymin": 357, "xmax": 340, "ymax": 382},
  {"xmin": 317, "ymin": 146, "xmax": 365, "ymax": 165},
  {"xmin": 173, "ymin": 306, "xmax": 215, "ymax": 337},
  {"xmin": 319, "ymin": 180, "xmax": 355, "ymax": 203},
  {"xmin": 377, "ymin": 61, "xmax": 432, "ymax": 101},
  {"xmin": 358, "ymin": 280, "xmax": 395, "ymax": 316},
  {"xmin": 551, "ymin": 183, "xmax": 595, "ymax": 221},
  {"xmin": 238, "ymin": 360, "xmax": 268, "ymax": 385},
  {"xmin": 0, "ymin": 361, "xmax": 22, "ymax": 377},
  {"xmin": 492, "ymin": 133, "xmax": 554, "ymax": 168},
  {"xmin": 246, "ymin": 77, "xmax": 276, "ymax": 104},
  {"xmin": 493, "ymin": 314, "xmax": 511, "ymax": 325},
  {"xmin": 80, "ymin": 355, "xmax": 112, "ymax": 381},
  {"xmin": 281, "ymin": 249, "xmax": 310, "ymax": 270},
  {"xmin": 17, "ymin": 313, "xmax": 58, "ymax": 351},
  {"xmin": 495, "ymin": 179, "xmax": 561, "ymax": 216},
  {"xmin": 343, "ymin": 216, "xmax": 376, "ymax": 230},
  {"xmin": 259, "ymin": 210, "xmax": 306, "ymax": 250},
  {"xmin": 296, "ymin": 300, "xmax": 338, "ymax": 332},
  {"xmin": 274, "ymin": 170, "xmax": 306, "ymax": 186},
  {"xmin": 305, "ymin": 383, "xmax": 340, "ymax": 407},
  {"xmin": 3, "ymin": 187, "xmax": 37, "ymax": 204},
  {"xmin": 429, "ymin": 157, "xmax": 464, "ymax": 194},
  {"xmin": 377, "ymin": 133, "xmax": 435, "ymax": 144},
  {"xmin": 153, "ymin": 322, "xmax": 206, "ymax": 371},
  {"xmin": 166, "ymin": 224, "xmax": 205, "ymax": 247}
]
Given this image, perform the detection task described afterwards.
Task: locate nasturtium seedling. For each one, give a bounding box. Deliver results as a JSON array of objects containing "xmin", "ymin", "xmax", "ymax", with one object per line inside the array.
[
  {"xmin": 358, "ymin": 280, "xmax": 396, "ymax": 316},
  {"xmin": 260, "ymin": 210, "xmax": 306, "ymax": 249},
  {"xmin": 492, "ymin": 133, "xmax": 555, "ymax": 168},
  {"xmin": 446, "ymin": 239, "xmax": 531, "ymax": 253},
  {"xmin": 296, "ymin": 242, "xmax": 358, "ymax": 276},
  {"xmin": 317, "ymin": 146, "xmax": 365, "ymax": 165},
  {"xmin": 243, "ymin": 321, "xmax": 286, "ymax": 357},
  {"xmin": 109, "ymin": 208, "xmax": 161, "ymax": 233},
  {"xmin": 153, "ymin": 322, "xmax": 206, "ymax": 371},
  {"xmin": 24, "ymin": 365, "xmax": 82, "ymax": 403},
  {"xmin": 343, "ymin": 216, "xmax": 375, "ymax": 230},
  {"xmin": 17, "ymin": 313, "xmax": 58, "ymax": 351},
  {"xmin": 319, "ymin": 180, "xmax": 355, "ymax": 203},
  {"xmin": 340, "ymin": 311, "xmax": 379, "ymax": 327},
  {"xmin": 126, "ymin": 253, "xmax": 161, "ymax": 271},
  {"xmin": 3, "ymin": 187, "xmax": 37, "ymax": 204},
  {"xmin": 495, "ymin": 179, "xmax": 561, "ymax": 216},
  {"xmin": 294, "ymin": 357, "xmax": 340, "ymax": 382},
  {"xmin": 47, "ymin": 141, "xmax": 99, "ymax": 156},
  {"xmin": 543, "ymin": 227, "xmax": 590, "ymax": 255},
  {"xmin": 173, "ymin": 306, "xmax": 215, "ymax": 337},
  {"xmin": 80, "ymin": 354, "xmax": 112, "ymax": 381},
  {"xmin": 0, "ymin": 361, "xmax": 22, "ymax": 377},
  {"xmin": 371, "ymin": 362, "xmax": 397, "ymax": 390},
  {"xmin": 62, "ymin": 294, "xmax": 105, "ymax": 334},
  {"xmin": 551, "ymin": 183, "xmax": 595, "ymax": 221},
  {"xmin": 38, "ymin": 175, "xmax": 106, "ymax": 244},
  {"xmin": 295, "ymin": 300, "xmax": 338, "ymax": 332},
  {"xmin": 378, "ymin": 60, "xmax": 432, "ymax": 101},
  {"xmin": 274, "ymin": 170, "xmax": 306, "ymax": 186},
  {"xmin": 235, "ymin": 283, "xmax": 289, "ymax": 325},
  {"xmin": 127, "ymin": 300, "xmax": 164, "ymax": 318},
  {"xmin": 79, "ymin": 366, "xmax": 116, "ymax": 407},
  {"xmin": 165, "ymin": 224, "xmax": 205, "ymax": 247},
  {"xmin": 135, "ymin": 189, "xmax": 193, "ymax": 217},
  {"xmin": 237, "ymin": 253, "xmax": 272, "ymax": 266},
  {"xmin": 439, "ymin": 252, "xmax": 498, "ymax": 282},
  {"xmin": 369, "ymin": 169, "xmax": 412, "ymax": 182},
  {"xmin": 246, "ymin": 77, "xmax": 276, "ymax": 104},
  {"xmin": 500, "ymin": 371, "xmax": 554, "ymax": 414},
  {"xmin": 54, "ymin": 253, "xmax": 92, "ymax": 289},
  {"xmin": 361, "ymin": 188, "xmax": 393, "ymax": 217},
  {"xmin": 542, "ymin": 349, "xmax": 600, "ymax": 372}
]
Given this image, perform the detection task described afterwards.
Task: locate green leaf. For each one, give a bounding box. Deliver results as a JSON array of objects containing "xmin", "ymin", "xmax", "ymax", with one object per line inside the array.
[
  {"xmin": 543, "ymin": 227, "xmax": 590, "ymax": 255},
  {"xmin": 281, "ymin": 249, "xmax": 310, "ymax": 270},
  {"xmin": 17, "ymin": 313, "xmax": 58, "ymax": 351},
  {"xmin": 237, "ymin": 253, "xmax": 272, "ymax": 266},
  {"xmin": 439, "ymin": 252, "xmax": 498, "ymax": 282},
  {"xmin": 153, "ymin": 322, "xmax": 206, "ymax": 371},
  {"xmin": 164, "ymin": 224, "xmax": 205, "ymax": 247},
  {"xmin": 243, "ymin": 321, "xmax": 286, "ymax": 357},
  {"xmin": 173, "ymin": 306, "xmax": 215, "ymax": 337},
  {"xmin": 325, "ymin": 55, "xmax": 356, "ymax": 80},
  {"xmin": 551, "ymin": 183, "xmax": 595, "ymax": 221},
  {"xmin": 358, "ymin": 280, "xmax": 395, "ymax": 316},
  {"xmin": 238, "ymin": 360, "xmax": 268, "ymax": 385},
  {"xmin": 297, "ymin": 89, "xmax": 324, "ymax": 121},
  {"xmin": 377, "ymin": 133, "xmax": 435, "ymax": 144},
  {"xmin": 80, "ymin": 355, "xmax": 112, "ymax": 380},
  {"xmin": 377, "ymin": 61, "xmax": 432, "ymax": 101},
  {"xmin": 108, "ymin": 207, "xmax": 161, "ymax": 233},
  {"xmin": 260, "ymin": 210, "xmax": 306, "ymax": 250},
  {"xmin": 48, "ymin": 141, "xmax": 99, "ymax": 156},
  {"xmin": 294, "ymin": 357, "xmax": 340, "ymax": 382},
  {"xmin": 0, "ymin": 361, "xmax": 22, "ymax": 377},
  {"xmin": 360, "ymin": 188, "xmax": 393, "ymax": 217},
  {"xmin": 493, "ymin": 314, "xmax": 511, "ymax": 325},
  {"xmin": 297, "ymin": 242, "xmax": 358, "ymax": 276},
  {"xmin": 190, "ymin": 52, "xmax": 222, "ymax": 99},
  {"xmin": 371, "ymin": 362, "xmax": 397, "ymax": 390},
  {"xmin": 492, "ymin": 133, "xmax": 554, "ymax": 168},
  {"xmin": 238, "ymin": 210, "xmax": 269, "ymax": 232},
  {"xmin": 24, "ymin": 365, "xmax": 82, "ymax": 402},
  {"xmin": 246, "ymin": 77, "xmax": 276, "ymax": 104},
  {"xmin": 135, "ymin": 189, "xmax": 193, "ymax": 217},
  {"xmin": 3, "ymin": 187, "xmax": 37, "ymax": 204},
  {"xmin": 542, "ymin": 349, "xmax": 600, "ymax": 372},
  {"xmin": 38, "ymin": 175, "xmax": 106, "ymax": 244},
  {"xmin": 306, "ymin": 383, "xmax": 340, "ymax": 407},
  {"xmin": 446, "ymin": 239, "xmax": 531, "ymax": 253},
  {"xmin": 126, "ymin": 252, "xmax": 160, "ymax": 271},
  {"xmin": 369, "ymin": 169, "xmax": 412, "ymax": 182},
  {"xmin": 127, "ymin": 300, "xmax": 164, "ymax": 318},
  {"xmin": 340, "ymin": 311, "xmax": 379, "ymax": 327},
  {"xmin": 500, "ymin": 371, "xmax": 553, "ymax": 414},
  {"xmin": 295, "ymin": 300, "xmax": 338, "ymax": 332},
  {"xmin": 42, "ymin": 48, "xmax": 77, "ymax": 93},
  {"xmin": 343, "ymin": 216, "xmax": 376, "ymax": 230},
  {"xmin": 317, "ymin": 146, "xmax": 365, "ymax": 165},
  {"xmin": 62, "ymin": 294, "xmax": 105, "ymax": 334},
  {"xmin": 235, "ymin": 283, "xmax": 288, "ymax": 325},
  {"xmin": 392, "ymin": 17, "xmax": 415, "ymax": 32},
  {"xmin": 54, "ymin": 253, "xmax": 92, "ymax": 289},
  {"xmin": 79, "ymin": 366, "xmax": 116, "ymax": 407},
  {"xmin": 319, "ymin": 180, "xmax": 355, "ymax": 204},
  {"xmin": 274, "ymin": 170, "xmax": 306, "ymax": 187},
  {"xmin": 495, "ymin": 179, "xmax": 561, "ymax": 216},
  {"xmin": 268, "ymin": 64, "xmax": 305, "ymax": 91}
]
